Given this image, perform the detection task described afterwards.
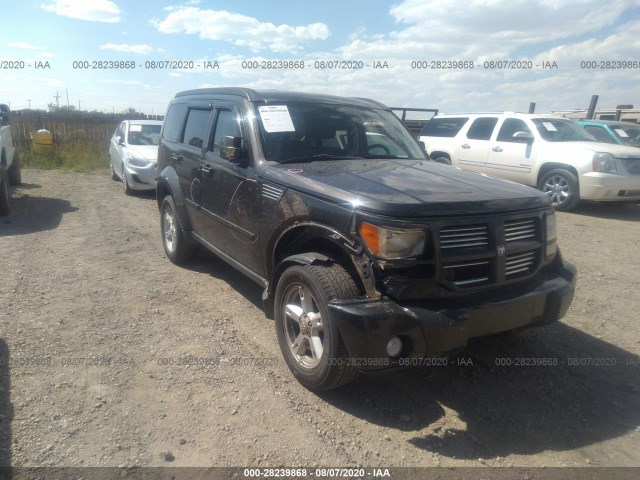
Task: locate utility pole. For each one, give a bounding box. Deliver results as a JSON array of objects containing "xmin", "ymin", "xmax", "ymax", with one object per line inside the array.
[
  {"xmin": 27, "ymin": 99, "xmax": 31, "ymax": 109},
  {"xmin": 78, "ymin": 100, "xmax": 82, "ymax": 111},
  {"xmin": 66, "ymin": 89, "xmax": 69, "ymax": 108},
  {"xmin": 54, "ymin": 91, "xmax": 61, "ymax": 108}
]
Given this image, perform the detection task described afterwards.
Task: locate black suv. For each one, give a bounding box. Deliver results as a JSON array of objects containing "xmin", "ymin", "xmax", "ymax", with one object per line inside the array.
[{"xmin": 157, "ymin": 88, "xmax": 576, "ymax": 390}]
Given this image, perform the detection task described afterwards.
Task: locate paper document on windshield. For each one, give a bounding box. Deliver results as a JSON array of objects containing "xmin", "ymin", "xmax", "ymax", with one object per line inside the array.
[{"xmin": 259, "ymin": 105, "xmax": 295, "ymax": 133}]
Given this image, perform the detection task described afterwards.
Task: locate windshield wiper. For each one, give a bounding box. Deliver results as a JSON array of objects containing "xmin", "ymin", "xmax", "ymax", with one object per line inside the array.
[{"xmin": 279, "ymin": 154, "xmax": 364, "ymax": 164}]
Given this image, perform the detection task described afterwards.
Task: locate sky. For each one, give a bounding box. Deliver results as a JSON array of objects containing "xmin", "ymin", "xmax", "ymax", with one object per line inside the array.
[{"xmin": 2, "ymin": 0, "xmax": 640, "ymax": 116}]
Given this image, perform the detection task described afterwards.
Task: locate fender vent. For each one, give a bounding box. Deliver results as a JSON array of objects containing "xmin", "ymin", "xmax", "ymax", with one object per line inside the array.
[{"xmin": 262, "ymin": 183, "xmax": 285, "ymax": 202}]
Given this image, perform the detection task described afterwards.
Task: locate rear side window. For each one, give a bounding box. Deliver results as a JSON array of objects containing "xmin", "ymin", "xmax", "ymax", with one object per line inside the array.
[
  {"xmin": 162, "ymin": 103, "xmax": 187, "ymax": 143},
  {"xmin": 466, "ymin": 117, "xmax": 498, "ymax": 140},
  {"xmin": 583, "ymin": 125, "xmax": 616, "ymax": 144},
  {"xmin": 420, "ymin": 117, "xmax": 468, "ymax": 137},
  {"xmin": 182, "ymin": 109, "xmax": 211, "ymax": 148}
]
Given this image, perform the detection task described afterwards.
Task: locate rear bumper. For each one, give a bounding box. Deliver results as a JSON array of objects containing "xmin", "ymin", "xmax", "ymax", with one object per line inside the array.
[{"xmin": 329, "ymin": 258, "xmax": 577, "ymax": 371}]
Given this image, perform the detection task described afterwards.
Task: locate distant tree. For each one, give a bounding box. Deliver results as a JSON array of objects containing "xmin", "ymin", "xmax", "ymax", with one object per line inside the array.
[{"xmin": 47, "ymin": 103, "xmax": 78, "ymax": 114}]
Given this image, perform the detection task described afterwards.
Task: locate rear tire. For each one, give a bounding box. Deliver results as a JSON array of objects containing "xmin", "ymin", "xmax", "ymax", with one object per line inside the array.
[
  {"xmin": 0, "ymin": 166, "xmax": 10, "ymax": 216},
  {"xmin": 275, "ymin": 262, "xmax": 360, "ymax": 391},
  {"xmin": 7, "ymin": 150, "xmax": 21, "ymax": 186},
  {"xmin": 160, "ymin": 195, "xmax": 197, "ymax": 264},
  {"xmin": 538, "ymin": 169, "xmax": 580, "ymax": 211}
]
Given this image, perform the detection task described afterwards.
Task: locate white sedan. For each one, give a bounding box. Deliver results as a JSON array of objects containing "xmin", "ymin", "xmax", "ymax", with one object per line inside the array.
[{"xmin": 109, "ymin": 120, "xmax": 163, "ymax": 193}]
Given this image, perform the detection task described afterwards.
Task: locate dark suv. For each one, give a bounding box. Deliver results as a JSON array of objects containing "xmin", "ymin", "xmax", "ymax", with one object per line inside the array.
[{"xmin": 157, "ymin": 88, "xmax": 577, "ymax": 390}]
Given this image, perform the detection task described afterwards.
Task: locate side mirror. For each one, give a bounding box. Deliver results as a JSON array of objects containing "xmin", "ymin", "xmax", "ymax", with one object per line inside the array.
[
  {"xmin": 116, "ymin": 136, "xmax": 125, "ymax": 146},
  {"xmin": 0, "ymin": 105, "xmax": 9, "ymax": 127},
  {"xmin": 513, "ymin": 131, "xmax": 534, "ymax": 143},
  {"xmin": 220, "ymin": 136, "xmax": 247, "ymax": 164},
  {"xmin": 418, "ymin": 140, "xmax": 427, "ymax": 153}
]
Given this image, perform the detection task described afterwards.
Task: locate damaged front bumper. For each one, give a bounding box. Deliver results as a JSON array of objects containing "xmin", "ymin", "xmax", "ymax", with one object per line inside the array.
[{"xmin": 328, "ymin": 257, "xmax": 577, "ymax": 371}]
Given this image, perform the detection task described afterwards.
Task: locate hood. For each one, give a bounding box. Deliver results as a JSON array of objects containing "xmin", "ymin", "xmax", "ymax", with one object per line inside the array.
[
  {"xmin": 125, "ymin": 145, "xmax": 158, "ymax": 162},
  {"xmin": 580, "ymin": 142, "xmax": 640, "ymax": 158},
  {"xmin": 545, "ymin": 141, "xmax": 640, "ymax": 158},
  {"xmin": 261, "ymin": 159, "xmax": 551, "ymax": 217}
]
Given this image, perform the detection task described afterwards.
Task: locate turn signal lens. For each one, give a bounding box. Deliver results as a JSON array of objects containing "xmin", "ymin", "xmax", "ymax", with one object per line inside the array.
[{"xmin": 359, "ymin": 222, "xmax": 381, "ymax": 256}]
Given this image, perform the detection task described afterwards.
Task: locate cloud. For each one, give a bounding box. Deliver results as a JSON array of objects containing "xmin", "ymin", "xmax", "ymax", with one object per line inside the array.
[
  {"xmin": 101, "ymin": 79, "xmax": 151, "ymax": 88},
  {"xmin": 99, "ymin": 43, "xmax": 154, "ymax": 55},
  {"xmin": 41, "ymin": 0, "xmax": 121, "ymax": 23},
  {"xmin": 389, "ymin": 0, "xmax": 633, "ymax": 43},
  {"xmin": 152, "ymin": 7, "xmax": 330, "ymax": 52},
  {"xmin": 8, "ymin": 42, "xmax": 44, "ymax": 50},
  {"xmin": 336, "ymin": 0, "xmax": 635, "ymax": 60}
]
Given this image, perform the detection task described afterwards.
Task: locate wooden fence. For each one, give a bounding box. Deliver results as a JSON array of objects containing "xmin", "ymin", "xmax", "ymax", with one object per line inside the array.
[{"xmin": 10, "ymin": 111, "xmax": 163, "ymax": 153}]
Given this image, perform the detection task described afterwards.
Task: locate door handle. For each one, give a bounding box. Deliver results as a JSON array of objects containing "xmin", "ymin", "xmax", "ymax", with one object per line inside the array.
[
  {"xmin": 200, "ymin": 164, "xmax": 214, "ymax": 175},
  {"xmin": 170, "ymin": 153, "xmax": 182, "ymax": 162},
  {"xmin": 460, "ymin": 143, "xmax": 470, "ymax": 149},
  {"xmin": 492, "ymin": 146, "xmax": 503, "ymax": 152}
]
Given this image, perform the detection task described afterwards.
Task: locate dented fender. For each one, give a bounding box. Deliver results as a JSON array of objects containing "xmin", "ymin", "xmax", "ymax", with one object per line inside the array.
[{"xmin": 157, "ymin": 165, "xmax": 193, "ymax": 232}]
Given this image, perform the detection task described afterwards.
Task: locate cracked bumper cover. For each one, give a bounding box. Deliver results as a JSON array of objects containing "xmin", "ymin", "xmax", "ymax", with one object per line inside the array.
[{"xmin": 328, "ymin": 258, "xmax": 577, "ymax": 371}]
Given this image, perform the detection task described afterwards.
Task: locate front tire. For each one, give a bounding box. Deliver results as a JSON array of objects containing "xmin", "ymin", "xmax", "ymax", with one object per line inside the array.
[
  {"xmin": 110, "ymin": 160, "xmax": 119, "ymax": 181},
  {"xmin": 8, "ymin": 150, "xmax": 21, "ymax": 186},
  {"xmin": 122, "ymin": 165, "xmax": 132, "ymax": 195},
  {"xmin": 275, "ymin": 262, "xmax": 360, "ymax": 391},
  {"xmin": 538, "ymin": 169, "xmax": 580, "ymax": 211},
  {"xmin": 160, "ymin": 196, "xmax": 197, "ymax": 264}
]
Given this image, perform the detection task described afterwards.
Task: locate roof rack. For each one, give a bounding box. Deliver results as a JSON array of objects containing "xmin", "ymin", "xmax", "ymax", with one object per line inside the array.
[{"xmin": 390, "ymin": 108, "xmax": 439, "ymax": 138}]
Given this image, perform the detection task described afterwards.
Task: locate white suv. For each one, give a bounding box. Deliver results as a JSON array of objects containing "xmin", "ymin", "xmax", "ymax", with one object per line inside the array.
[{"xmin": 419, "ymin": 113, "xmax": 640, "ymax": 210}]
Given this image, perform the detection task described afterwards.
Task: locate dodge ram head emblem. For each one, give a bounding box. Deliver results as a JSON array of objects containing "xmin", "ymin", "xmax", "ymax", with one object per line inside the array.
[{"xmin": 497, "ymin": 245, "xmax": 506, "ymax": 256}]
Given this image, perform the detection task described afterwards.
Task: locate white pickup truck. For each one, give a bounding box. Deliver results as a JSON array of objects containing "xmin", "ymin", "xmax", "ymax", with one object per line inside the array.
[{"xmin": 1, "ymin": 103, "xmax": 21, "ymax": 215}]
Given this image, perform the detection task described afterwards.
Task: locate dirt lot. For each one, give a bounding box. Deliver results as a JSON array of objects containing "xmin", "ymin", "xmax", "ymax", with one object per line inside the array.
[{"xmin": 1, "ymin": 170, "xmax": 639, "ymax": 471}]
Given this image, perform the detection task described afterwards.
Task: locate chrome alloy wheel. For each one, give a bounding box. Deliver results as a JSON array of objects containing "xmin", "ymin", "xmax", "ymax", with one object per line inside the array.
[
  {"xmin": 162, "ymin": 206, "xmax": 177, "ymax": 254},
  {"xmin": 282, "ymin": 283, "xmax": 325, "ymax": 368},
  {"xmin": 542, "ymin": 174, "xmax": 570, "ymax": 206}
]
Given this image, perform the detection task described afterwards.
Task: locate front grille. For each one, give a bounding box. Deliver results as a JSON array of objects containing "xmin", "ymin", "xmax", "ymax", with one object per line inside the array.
[
  {"xmin": 440, "ymin": 224, "xmax": 488, "ymax": 249},
  {"xmin": 623, "ymin": 158, "xmax": 640, "ymax": 175},
  {"xmin": 437, "ymin": 215, "xmax": 542, "ymax": 290}
]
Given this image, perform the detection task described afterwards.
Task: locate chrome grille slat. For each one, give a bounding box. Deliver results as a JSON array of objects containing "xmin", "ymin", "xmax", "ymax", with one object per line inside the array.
[
  {"xmin": 451, "ymin": 277, "xmax": 489, "ymax": 286},
  {"xmin": 505, "ymin": 218, "xmax": 536, "ymax": 242},
  {"xmin": 444, "ymin": 261, "xmax": 489, "ymax": 269},
  {"xmin": 440, "ymin": 225, "xmax": 488, "ymax": 249},
  {"xmin": 506, "ymin": 252, "xmax": 536, "ymax": 277}
]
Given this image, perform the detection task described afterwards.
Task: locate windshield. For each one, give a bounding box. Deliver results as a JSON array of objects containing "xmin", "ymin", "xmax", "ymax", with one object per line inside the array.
[
  {"xmin": 127, "ymin": 124, "xmax": 162, "ymax": 146},
  {"xmin": 532, "ymin": 118, "xmax": 596, "ymax": 142},
  {"xmin": 255, "ymin": 102, "xmax": 425, "ymax": 163},
  {"xmin": 612, "ymin": 124, "xmax": 640, "ymax": 147}
]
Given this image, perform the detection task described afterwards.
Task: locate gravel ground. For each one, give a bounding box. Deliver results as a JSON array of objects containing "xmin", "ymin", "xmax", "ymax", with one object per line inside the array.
[{"xmin": 1, "ymin": 169, "xmax": 639, "ymax": 471}]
